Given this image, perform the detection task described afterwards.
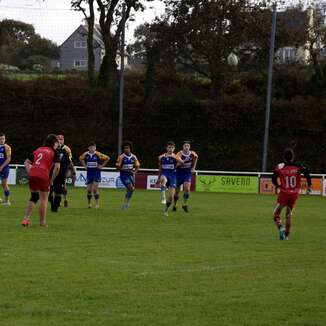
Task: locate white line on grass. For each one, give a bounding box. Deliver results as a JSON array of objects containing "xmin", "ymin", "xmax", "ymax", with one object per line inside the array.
[{"xmin": 138, "ymin": 262, "xmax": 270, "ymax": 276}]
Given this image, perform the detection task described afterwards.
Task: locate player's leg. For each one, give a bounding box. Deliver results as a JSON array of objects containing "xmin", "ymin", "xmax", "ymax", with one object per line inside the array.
[
  {"xmin": 63, "ymin": 185, "xmax": 68, "ymax": 207},
  {"xmin": 173, "ymin": 186, "xmax": 181, "ymax": 211},
  {"xmin": 182, "ymin": 181, "xmax": 191, "ymax": 212},
  {"xmin": 159, "ymin": 175, "xmax": 167, "ymax": 204},
  {"xmin": 122, "ymin": 176, "xmax": 135, "ymax": 210},
  {"xmin": 164, "ymin": 186, "xmax": 175, "ymax": 216},
  {"xmin": 273, "ymin": 202, "xmax": 286, "ymax": 240},
  {"xmin": 93, "ymin": 182, "xmax": 100, "ymax": 208},
  {"xmin": 21, "ymin": 191, "xmax": 39, "ymax": 227},
  {"xmin": 39, "ymin": 191, "xmax": 49, "ymax": 227},
  {"xmin": 86, "ymin": 183, "xmax": 93, "ymax": 208},
  {"xmin": 48, "ymin": 185, "xmax": 54, "ymax": 210},
  {"xmin": 285, "ymin": 207, "xmax": 293, "ymax": 240},
  {"xmin": 1, "ymin": 176, "xmax": 10, "ymax": 205},
  {"xmin": 52, "ymin": 176, "xmax": 64, "ymax": 213}
]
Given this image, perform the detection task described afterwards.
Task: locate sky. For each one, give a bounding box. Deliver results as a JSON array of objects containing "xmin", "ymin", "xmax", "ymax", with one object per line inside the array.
[{"xmin": 0, "ymin": 0, "xmax": 166, "ymax": 45}]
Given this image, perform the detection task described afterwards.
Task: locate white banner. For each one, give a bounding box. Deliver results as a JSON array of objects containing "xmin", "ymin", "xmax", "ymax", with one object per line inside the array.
[
  {"xmin": 8, "ymin": 168, "xmax": 16, "ymax": 185},
  {"xmin": 147, "ymin": 175, "xmax": 160, "ymax": 190},
  {"xmin": 323, "ymin": 177, "xmax": 326, "ymax": 197},
  {"xmin": 75, "ymin": 170, "xmax": 125, "ymax": 189}
]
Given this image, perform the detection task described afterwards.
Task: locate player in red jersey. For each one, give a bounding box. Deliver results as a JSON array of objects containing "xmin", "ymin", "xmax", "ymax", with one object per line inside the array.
[
  {"xmin": 21, "ymin": 134, "xmax": 60, "ymax": 228},
  {"xmin": 271, "ymin": 148, "xmax": 312, "ymax": 240}
]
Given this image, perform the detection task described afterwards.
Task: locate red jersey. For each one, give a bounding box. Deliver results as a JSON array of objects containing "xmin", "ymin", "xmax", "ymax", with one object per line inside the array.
[
  {"xmin": 29, "ymin": 147, "xmax": 60, "ymax": 179},
  {"xmin": 272, "ymin": 162, "xmax": 311, "ymax": 195}
]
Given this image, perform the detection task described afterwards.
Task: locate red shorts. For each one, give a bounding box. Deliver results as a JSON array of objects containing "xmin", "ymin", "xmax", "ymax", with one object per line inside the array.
[
  {"xmin": 29, "ymin": 175, "xmax": 50, "ymax": 192},
  {"xmin": 277, "ymin": 191, "xmax": 298, "ymax": 209}
]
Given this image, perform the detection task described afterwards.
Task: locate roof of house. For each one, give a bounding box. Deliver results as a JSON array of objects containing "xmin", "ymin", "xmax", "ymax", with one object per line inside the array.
[{"xmin": 60, "ymin": 24, "xmax": 104, "ymax": 49}]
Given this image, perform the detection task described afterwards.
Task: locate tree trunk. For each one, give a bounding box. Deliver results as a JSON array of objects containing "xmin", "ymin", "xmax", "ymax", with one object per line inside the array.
[
  {"xmin": 98, "ymin": 41, "xmax": 118, "ymax": 88},
  {"xmin": 86, "ymin": 0, "xmax": 95, "ymax": 85}
]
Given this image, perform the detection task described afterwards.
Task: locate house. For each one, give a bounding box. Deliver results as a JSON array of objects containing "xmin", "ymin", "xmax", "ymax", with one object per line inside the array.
[
  {"xmin": 276, "ymin": 7, "xmax": 326, "ymax": 64},
  {"xmin": 56, "ymin": 24, "xmax": 130, "ymax": 71},
  {"xmin": 56, "ymin": 24, "xmax": 103, "ymax": 71}
]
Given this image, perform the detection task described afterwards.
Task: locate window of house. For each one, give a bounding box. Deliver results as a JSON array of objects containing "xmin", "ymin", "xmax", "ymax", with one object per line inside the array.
[
  {"xmin": 74, "ymin": 60, "xmax": 88, "ymax": 68},
  {"xmin": 74, "ymin": 41, "xmax": 87, "ymax": 48}
]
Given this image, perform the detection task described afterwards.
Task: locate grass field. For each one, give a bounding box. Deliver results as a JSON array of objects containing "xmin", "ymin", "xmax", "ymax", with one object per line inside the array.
[{"xmin": 0, "ymin": 186, "xmax": 325, "ymax": 326}]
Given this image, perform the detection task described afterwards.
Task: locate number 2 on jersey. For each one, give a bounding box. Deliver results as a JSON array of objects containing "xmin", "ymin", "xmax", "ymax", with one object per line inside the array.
[{"xmin": 35, "ymin": 153, "xmax": 43, "ymax": 165}]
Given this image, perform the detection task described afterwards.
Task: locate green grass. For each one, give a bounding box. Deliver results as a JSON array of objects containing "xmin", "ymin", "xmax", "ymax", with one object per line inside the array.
[{"xmin": 0, "ymin": 186, "xmax": 325, "ymax": 326}]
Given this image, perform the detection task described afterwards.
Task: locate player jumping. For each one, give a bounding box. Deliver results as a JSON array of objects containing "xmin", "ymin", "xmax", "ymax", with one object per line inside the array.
[
  {"xmin": 271, "ymin": 148, "xmax": 312, "ymax": 240},
  {"xmin": 0, "ymin": 133, "xmax": 11, "ymax": 206},
  {"xmin": 79, "ymin": 142, "xmax": 110, "ymax": 208},
  {"xmin": 21, "ymin": 134, "xmax": 60, "ymax": 228},
  {"xmin": 173, "ymin": 141, "xmax": 198, "ymax": 213},
  {"xmin": 116, "ymin": 141, "xmax": 140, "ymax": 210},
  {"xmin": 158, "ymin": 141, "xmax": 184, "ymax": 216}
]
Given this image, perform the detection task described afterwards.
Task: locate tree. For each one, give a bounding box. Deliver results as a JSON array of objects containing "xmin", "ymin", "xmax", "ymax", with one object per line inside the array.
[
  {"xmin": 71, "ymin": 0, "xmax": 96, "ymax": 84},
  {"xmin": 130, "ymin": 21, "xmax": 177, "ymax": 101},
  {"xmin": 0, "ymin": 19, "xmax": 59, "ymax": 70}
]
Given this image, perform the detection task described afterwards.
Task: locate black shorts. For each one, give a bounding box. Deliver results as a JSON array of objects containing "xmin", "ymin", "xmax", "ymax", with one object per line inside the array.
[{"xmin": 52, "ymin": 174, "xmax": 67, "ymax": 194}]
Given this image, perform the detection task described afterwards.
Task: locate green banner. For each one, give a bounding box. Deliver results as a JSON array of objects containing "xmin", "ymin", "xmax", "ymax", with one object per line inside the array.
[{"xmin": 196, "ymin": 175, "xmax": 258, "ymax": 193}]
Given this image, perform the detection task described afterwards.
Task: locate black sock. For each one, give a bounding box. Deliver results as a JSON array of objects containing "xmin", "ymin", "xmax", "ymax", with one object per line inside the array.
[{"xmin": 53, "ymin": 195, "xmax": 62, "ymax": 212}]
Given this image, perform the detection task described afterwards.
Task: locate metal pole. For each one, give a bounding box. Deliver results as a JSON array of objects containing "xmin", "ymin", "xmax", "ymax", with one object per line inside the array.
[
  {"xmin": 118, "ymin": 4, "xmax": 126, "ymax": 154},
  {"xmin": 262, "ymin": 3, "xmax": 277, "ymax": 172}
]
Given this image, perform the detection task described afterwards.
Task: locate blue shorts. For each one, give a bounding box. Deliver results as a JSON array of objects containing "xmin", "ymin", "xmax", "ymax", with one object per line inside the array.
[
  {"xmin": 86, "ymin": 170, "xmax": 101, "ymax": 184},
  {"xmin": 161, "ymin": 172, "xmax": 176, "ymax": 189},
  {"xmin": 120, "ymin": 173, "xmax": 135, "ymax": 188},
  {"xmin": 0, "ymin": 166, "xmax": 9, "ymax": 180},
  {"xmin": 176, "ymin": 170, "xmax": 192, "ymax": 187}
]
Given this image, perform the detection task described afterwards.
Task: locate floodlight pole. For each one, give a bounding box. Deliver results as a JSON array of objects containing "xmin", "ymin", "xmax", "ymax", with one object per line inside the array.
[
  {"xmin": 118, "ymin": 4, "xmax": 126, "ymax": 155},
  {"xmin": 262, "ymin": 3, "xmax": 277, "ymax": 172}
]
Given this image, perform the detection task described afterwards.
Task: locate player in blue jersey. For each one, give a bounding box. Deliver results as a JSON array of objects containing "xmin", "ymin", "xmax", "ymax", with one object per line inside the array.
[
  {"xmin": 0, "ymin": 133, "xmax": 12, "ymax": 206},
  {"xmin": 80, "ymin": 142, "xmax": 110, "ymax": 208},
  {"xmin": 116, "ymin": 141, "xmax": 140, "ymax": 210},
  {"xmin": 173, "ymin": 141, "xmax": 198, "ymax": 213},
  {"xmin": 158, "ymin": 141, "xmax": 184, "ymax": 216}
]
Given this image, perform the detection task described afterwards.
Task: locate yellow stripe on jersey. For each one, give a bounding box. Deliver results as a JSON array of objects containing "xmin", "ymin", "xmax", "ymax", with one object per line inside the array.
[{"xmin": 5, "ymin": 144, "xmax": 11, "ymax": 157}]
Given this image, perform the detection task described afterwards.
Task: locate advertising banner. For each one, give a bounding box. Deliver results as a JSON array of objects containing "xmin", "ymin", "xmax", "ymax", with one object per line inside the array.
[
  {"xmin": 16, "ymin": 167, "xmax": 29, "ymax": 185},
  {"xmin": 259, "ymin": 177, "xmax": 276, "ymax": 195},
  {"xmin": 323, "ymin": 177, "xmax": 326, "ymax": 197},
  {"xmin": 260, "ymin": 176, "xmax": 322, "ymax": 196},
  {"xmin": 147, "ymin": 175, "xmax": 160, "ymax": 190},
  {"xmin": 74, "ymin": 171, "xmax": 125, "ymax": 189},
  {"xmin": 8, "ymin": 168, "xmax": 17, "ymax": 185},
  {"xmin": 196, "ymin": 175, "xmax": 258, "ymax": 193}
]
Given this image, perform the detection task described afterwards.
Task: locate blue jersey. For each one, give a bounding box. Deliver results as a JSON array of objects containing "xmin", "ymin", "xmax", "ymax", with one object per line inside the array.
[
  {"xmin": 80, "ymin": 151, "xmax": 110, "ymax": 184},
  {"xmin": 116, "ymin": 153, "xmax": 140, "ymax": 175},
  {"xmin": 0, "ymin": 144, "xmax": 11, "ymax": 167},
  {"xmin": 80, "ymin": 151, "xmax": 109, "ymax": 171},
  {"xmin": 159, "ymin": 153, "xmax": 179, "ymax": 175},
  {"xmin": 176, "ymin": 151, "xmax": 198, "ymax": 174}
]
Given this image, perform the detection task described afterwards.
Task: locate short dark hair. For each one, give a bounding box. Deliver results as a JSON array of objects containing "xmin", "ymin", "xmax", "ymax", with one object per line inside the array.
[
  {"xmin": 89, "ymin": 141, "xmax": 96, "ymax": 147},
  {"xmin": 183, "ymin": 140, "xmax": 191, "ymax": 146},
  {"xmin": 0, "ymin": 132, "xmax": 5, "ymax": 137},
  {"xmin": 166, "ymin": 141, "xmax": 175, "ymax": 147},
  {"xmin": 122, "ymin": 140, "xmax": 133, "ymax": 151},
  {"xmin": 44, "ymin": 134, "xmax": 58, "ymax": 148},
  {"xmin": 284, "ymin": 148, "xmax": 294, "ymax": 162}
]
